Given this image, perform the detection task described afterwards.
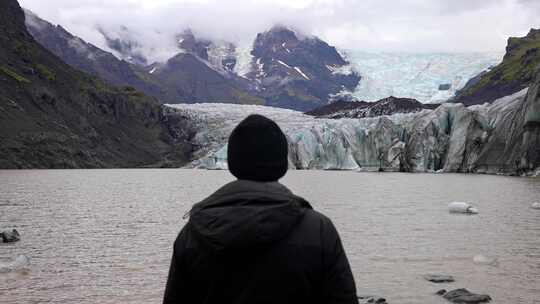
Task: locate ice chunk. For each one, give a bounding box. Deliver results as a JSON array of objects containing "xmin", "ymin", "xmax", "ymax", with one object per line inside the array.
[
  {"xmin": 0, "ymin": 255, "xmax": 30, "ymax": 273},
  {"xmin": 448, "ymin": 202, "xmax": 478, "ymax": 214},
  {"xmin": 473, "ymin": 254, "xmax": 498, "ymax": 266},
  {"xmin": 531, "ymin": 202, "xmax": 540, "ymax": 209}
]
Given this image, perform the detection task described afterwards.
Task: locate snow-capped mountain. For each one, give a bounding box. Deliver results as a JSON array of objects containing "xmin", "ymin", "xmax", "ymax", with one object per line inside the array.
[
  {"xmin": 176, "ymin": 29, "xmax": 237, "ymax": 74},
  {"xmin": 151, "ymin": 52, "xmax": 264, "ymax": 104},
  {"xmin": 172, "ymin": 26, "xmax": 361, "ymax": 110},
  {"xmin": 164, "ymin": 80, "xmax": 539, "ymax": 175},
  {"xmin": 245, "ymin": 26, "xmax": 361, "ymax": 110},
  {"xmin": 23, "ymin": 9, "xmax": 521, "ymax": 111},
  {"xmin": 24, "ymin": 11, "xmax": 262, "ymax": 105}
]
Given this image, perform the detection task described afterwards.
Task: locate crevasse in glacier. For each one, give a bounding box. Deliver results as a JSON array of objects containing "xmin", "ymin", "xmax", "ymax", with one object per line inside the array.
[{"xmin": 165, "ymin": 83, "xmax": 539, "ymax": 174}]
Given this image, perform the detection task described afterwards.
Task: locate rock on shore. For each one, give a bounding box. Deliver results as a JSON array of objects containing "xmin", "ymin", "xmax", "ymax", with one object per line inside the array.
[
  {"xmin": 1, "ymin": 229, "xmax": 20, "ymax": 243},
  {"xmin": 440, "ymin": 288, "xmax": 492, "ymax": 303}
]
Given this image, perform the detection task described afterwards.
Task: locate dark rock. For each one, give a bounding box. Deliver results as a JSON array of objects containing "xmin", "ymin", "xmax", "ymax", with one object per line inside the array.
[
  {"xmin": 424, "ymin": 274, "xmax": 455, "ymax": 283},
  {"xmin": 358, "ymin": 296, "xmax": 388, "ymax": 304},
  {"xmin": 442, "ymin": 288, "xmax": 491, "ymax": 303},
  {"xmin": 1, "ymin": 229, "xmax": 20, "ymax": 243},
  {"xmin": 439, "ymin": 83, "xmax": 452, "ymax": 91},
  {"xmin": 306, "ymin": 96, "xmax": 439, "ymax": 119},
  {"xmin": 436, "ymin": 289, "xmax": 447, "ymax": 295}
]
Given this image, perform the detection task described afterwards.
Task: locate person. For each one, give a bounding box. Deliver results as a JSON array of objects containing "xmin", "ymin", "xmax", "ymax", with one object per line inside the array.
[{"xmin": 163, "ymin": 114, "xmax": 358, "ymax": 304}]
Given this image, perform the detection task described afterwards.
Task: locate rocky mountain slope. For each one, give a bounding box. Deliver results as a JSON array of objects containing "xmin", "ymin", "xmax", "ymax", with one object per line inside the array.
[
  {"xmin": 24, "ymin": 12, "xmax": 262, "ymax": 105},
  {"xmin": 166, "ymin": 68, "xmax": 540, "ymax": 175},
  {"xmin": 150, "ymin": 52, "xmax": 264, "ymax": 105},
  {"xmin": 0, "ymin": 0, "xmax": 192, "ymax": 168},
  {"xmin": 305, "ymin": 96, "xmax": 439, "ymax": 119},
  {"xmin": 453, "ymin": 29, "xmax": 540, "ymax": 105},
  {"xmin": 245, "ymin": 26, "xmax": 360, "ymax": 111}
]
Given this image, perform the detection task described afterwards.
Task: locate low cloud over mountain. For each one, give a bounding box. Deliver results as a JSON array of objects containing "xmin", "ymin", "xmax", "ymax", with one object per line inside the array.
[{"xmin": 19, "ymin": 0, "xmax": 540, "ymax": 64}]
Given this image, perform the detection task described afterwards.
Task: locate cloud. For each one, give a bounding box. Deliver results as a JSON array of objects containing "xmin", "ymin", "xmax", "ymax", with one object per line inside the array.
[{"xmin": 19, "ymin": 0, "xmax": 540, "ymax": 63}]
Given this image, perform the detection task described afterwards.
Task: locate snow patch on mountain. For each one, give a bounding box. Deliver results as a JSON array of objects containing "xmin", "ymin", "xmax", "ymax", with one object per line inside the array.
[
  {"xmin": 233, "ymin": 46, "xmax": 254, "ymax": 77},
  {"xmin": 294, "ymin": 67, "xmax": 310, "ymax": 80}
]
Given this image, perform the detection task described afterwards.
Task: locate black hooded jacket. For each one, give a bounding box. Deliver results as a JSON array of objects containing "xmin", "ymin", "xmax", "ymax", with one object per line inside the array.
[{"xmin": 163, "ymin": 180, "xmax": 358, "ymax": 304}]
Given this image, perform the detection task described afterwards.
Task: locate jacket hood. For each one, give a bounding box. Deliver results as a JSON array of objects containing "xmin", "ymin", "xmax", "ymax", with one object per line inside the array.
[{"xmin": 188, "ymin": 180, "xmax": 312, "ymax": 253}]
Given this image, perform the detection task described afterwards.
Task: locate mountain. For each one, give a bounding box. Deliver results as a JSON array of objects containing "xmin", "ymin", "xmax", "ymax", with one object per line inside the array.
[
  {"xmin": 245, "ymin": 26, "xmax": 360, "ymax": 111},
  {"xmin": 453, "ymin": 29, "xmax": 540, "ymax": 105},
  {"xmin": 0, "ymin": 0, "xmax": 192, "ymax": 168},
  {"xmin": 24, "ymin": 12, "xmax": 263, "ymax": 105},
  {"xmin": 151, "ymin": 52, "xmax": 264, "ymax": 104},
  {"xmin": 24, "ymin": 11, "xmax": 179, "ymax": 103},
  {"xmin": 305, "ymin": 97, "xmax": 439, "ymax": 119}
]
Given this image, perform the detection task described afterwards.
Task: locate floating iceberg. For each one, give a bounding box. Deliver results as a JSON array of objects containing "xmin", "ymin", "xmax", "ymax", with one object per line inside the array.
[
  {"xmin": 531, "ymin": 202, "xmax": 540, "ymax": 210},
  {"xmin": 448, "ymin": 202, "xmax": 479, "ymax": 214},
  {"xmin": 0, "ymin": 255, "xmax": 30, "ymax": 273},
  {"xmin": 473, "ymin": 254, "xmax": 499, "ymax": 266}
]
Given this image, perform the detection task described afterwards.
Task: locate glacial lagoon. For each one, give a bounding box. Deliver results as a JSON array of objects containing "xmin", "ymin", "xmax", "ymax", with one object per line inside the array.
[{"xmin": 0, "ymin": 169, "xmax": 539, "ymax": 304}]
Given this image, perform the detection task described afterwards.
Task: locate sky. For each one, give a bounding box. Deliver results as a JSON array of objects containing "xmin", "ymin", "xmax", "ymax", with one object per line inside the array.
[{"xmin": 19, "ymin": 0, "xmax": 540, "ymax": 63}]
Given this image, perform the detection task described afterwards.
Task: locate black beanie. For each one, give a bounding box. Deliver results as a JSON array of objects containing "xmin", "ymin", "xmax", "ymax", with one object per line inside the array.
[{"xmin": 227, "ymin": 114, "xmax": 289, "ymax": 182}]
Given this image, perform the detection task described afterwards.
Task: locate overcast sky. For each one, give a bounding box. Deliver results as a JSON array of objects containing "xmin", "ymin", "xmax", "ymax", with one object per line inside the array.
[{"xmin": 19, "ymin": 0, "xmax": 540, "ymax": 62}]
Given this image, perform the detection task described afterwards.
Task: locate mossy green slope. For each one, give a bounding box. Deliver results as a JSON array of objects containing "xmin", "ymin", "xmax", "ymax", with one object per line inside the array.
[
  {"xmin": 0, "ymin": 0, "xmax": 191, "ymax": 168},
  {"xmin": 454, "ymin": 29, "xmax": 540, "ymax": 106}
]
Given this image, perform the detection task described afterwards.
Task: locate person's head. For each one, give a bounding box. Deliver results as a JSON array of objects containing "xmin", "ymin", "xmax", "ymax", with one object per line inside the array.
[{"xmin": 227, "ymin": 114, "xmax": 288, "ymax": 182}]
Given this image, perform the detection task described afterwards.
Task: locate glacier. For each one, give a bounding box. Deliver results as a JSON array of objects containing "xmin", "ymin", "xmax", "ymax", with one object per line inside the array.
[
  {"xmin": 342, "ymin": 51, "xmax": 503, "ymax": 103},
  {"xmin": 164, "ymin": 76, "xmax": 540, "ymax": 175}
]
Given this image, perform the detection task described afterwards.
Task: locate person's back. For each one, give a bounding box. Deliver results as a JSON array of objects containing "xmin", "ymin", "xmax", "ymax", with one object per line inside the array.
[{"xmin": 163, "ymin": 114, "xmax": 358, "ymax": 304}]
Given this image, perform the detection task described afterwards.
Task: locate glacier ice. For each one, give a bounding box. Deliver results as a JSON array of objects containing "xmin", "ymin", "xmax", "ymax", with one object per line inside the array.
[
  {"xmin": 473, "ymin": 254, "xmax": 499, "ymax": 266},
  {"xmin": 0, "ymin": 255, "xmax": 30, "ymax": 273},
  {"xmin": 164, "ymin": 83, "xmax": 539, "ymax": 175},
  {"xmin": 448, "ymin": 202, "xmax": 479, "ymax": 214},
  {"xmin": 343, "ymin": 51, "xmax": 503, "ymax": 103}
]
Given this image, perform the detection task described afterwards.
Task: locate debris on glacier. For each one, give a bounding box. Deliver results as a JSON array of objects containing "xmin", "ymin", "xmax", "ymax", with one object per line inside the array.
[{"xmin": 448, "ymin": 202, "xmax": 479, "ymax": 214}]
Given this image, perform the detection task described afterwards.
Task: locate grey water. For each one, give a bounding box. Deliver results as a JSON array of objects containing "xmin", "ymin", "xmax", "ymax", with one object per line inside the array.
[{"xmin": 0, "ymin": 170, "xmax": 539, "ymax": 304}]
